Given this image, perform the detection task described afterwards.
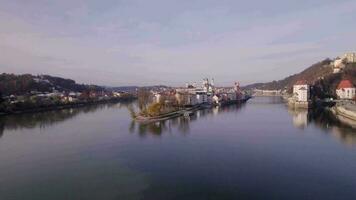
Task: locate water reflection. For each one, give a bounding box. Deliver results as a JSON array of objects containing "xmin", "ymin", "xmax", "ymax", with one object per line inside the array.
[
  {"xmin": 0, "ymin": 102, "xmax": 132, "ymax": 138},
  {"xmin": 288, "ymin": 107, "xmax": 356, "ymax": 146},
  {"xmin": 1, "ymin": 98, "xmax": 355, "ymax": 146},
  {"xmin": 130, "ymin": 104, "xmax": 246, "ymax": 137},
  {"xmin": 289, "ymin": 108, "xmax": 309, "ymax": 129}
]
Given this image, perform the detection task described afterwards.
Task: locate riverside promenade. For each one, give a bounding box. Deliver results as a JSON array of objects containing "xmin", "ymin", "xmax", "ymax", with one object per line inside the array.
[{"xmin": 331, "ymin": 102, "xmax": 356, "ymax": 128}]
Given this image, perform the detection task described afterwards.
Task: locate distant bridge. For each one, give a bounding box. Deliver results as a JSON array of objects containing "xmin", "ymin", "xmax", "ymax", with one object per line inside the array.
[{"xmin": 252, "ymin": 89, "xmax": 282, "ymax": 97}]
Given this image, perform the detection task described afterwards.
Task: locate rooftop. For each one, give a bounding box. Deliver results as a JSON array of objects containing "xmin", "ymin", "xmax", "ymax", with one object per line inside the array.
[
  {"xmin": 337, "ymin": 80, "xmax": 354, "ymax": 89},
  {"xmin": 294, "ymin": 80, "xmax": 308, "ymax": 85}
]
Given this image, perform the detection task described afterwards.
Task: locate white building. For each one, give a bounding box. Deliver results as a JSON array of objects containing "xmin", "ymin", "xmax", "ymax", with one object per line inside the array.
[
  {"xmin": 293, "ymin": 80, "xmax": 310, "ymax": 102},
  {"xmin": 196, "ymin": 92, "xmax": 208, "ymax": 104},
  {"xmin": 176, "ymin": 78, "xmax": 215, "ymax": 105},
  {"xmin": 333, "ymin": 57, "xmax": 345, "ymax": 73},
  {"xmin": 212, "ymin": 95, "xmax": 220, "ymax": 104},
  {"xmin": 336, "ymin": 80, "xmax": 355, "ymax": 100},
  {"xmin": 113, "ymin": 92, "xmax": 124, "ymax": 97},
  {"xmin": 153, "ymin": 93, "xmax": 162, "ymax": 103},
  {"xmin": 343, "ymin": 52, "xmax": 356, "ymax": 63}
]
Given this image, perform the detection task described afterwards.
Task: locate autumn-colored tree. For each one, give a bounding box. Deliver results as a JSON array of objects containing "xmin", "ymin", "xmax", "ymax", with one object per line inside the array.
[{"xmin": 147, "ymin": 102, "xmax": 163, "ymax": 116}]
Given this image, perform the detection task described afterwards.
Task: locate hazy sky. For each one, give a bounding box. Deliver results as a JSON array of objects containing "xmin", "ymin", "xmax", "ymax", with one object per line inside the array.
[{"xmin": 0, "ymin": 0, "xmax": 355, "ymax": 86}]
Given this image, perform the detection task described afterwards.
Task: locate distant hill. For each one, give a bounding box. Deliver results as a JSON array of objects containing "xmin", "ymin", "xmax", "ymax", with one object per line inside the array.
[
  {"xmin": 244, "ymin": 59, "xmax": 356, "ymax": 97},
  {"xmin": 244, "ymin": 59, "xmax": 333, "ymax": 90},
  {"xmin": 0, "ymin": 73, "xmax": 103, "ymax": 95},
  {"xmin": 107, "ymin": 85, "xmax": 171, "ymax": 93}
]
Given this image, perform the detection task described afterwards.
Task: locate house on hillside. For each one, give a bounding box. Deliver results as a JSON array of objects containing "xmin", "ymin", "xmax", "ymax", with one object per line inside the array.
[
  {"xmin": 293, "ymin": 80, "xmax": 310, "ymax": 102},
  {"xmin": 333, "ymin": 57, "xmax": 346, "ymax": 73},
  {"xmin": 336, "ymin": 80, "xmax": 355, "ymax": 100},
  {"xmin": 331, "ymin": 52, "xmax": 356, "ymax": 73}
]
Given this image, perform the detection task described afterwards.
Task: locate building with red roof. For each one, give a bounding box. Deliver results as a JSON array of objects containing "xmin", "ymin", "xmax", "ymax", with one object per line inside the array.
[{"xmin": 336, "ymin": 79, "xmax": 355, "ymax": 100}]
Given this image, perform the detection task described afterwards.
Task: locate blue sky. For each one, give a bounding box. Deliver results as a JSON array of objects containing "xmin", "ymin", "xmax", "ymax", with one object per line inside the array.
[{"xmin": 0, "ymin": 0, "xmax": 355, "ymax": 86}]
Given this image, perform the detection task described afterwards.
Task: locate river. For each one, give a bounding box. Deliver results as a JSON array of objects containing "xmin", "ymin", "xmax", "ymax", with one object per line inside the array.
[{"xmin": 0, "ymin": 97, "xmax": 355, "ymax": 200}]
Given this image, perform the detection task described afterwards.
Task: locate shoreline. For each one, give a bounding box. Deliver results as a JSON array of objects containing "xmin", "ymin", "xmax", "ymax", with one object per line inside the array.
[
  {"xmin": 331, "ymin": 104, "xmax": 356, "ymax": 121},
  {"xmin": 0, "ymin": 98, "xmax": 136, "ymax": 117},
  {"xmin": 135, "ymin": 105, "xmax": 201, "ymax": 123},
  {"xmin": 135, "ymin": 97, "xmax": 251, "ymax": 123}
]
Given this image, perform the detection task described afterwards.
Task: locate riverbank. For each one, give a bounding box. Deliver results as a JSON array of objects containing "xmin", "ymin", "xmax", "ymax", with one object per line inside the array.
[
  {"xmin": 135, "ymin": 97, "xmax": 251, "ymax": 123},
  {"xmin": 331, "ymin": 103, "xmax": 356, "ymax": 123},
  {"xmin": 287, "ymin": 98, "xmax": 312, "ymax": 109},
  {"xmin": 135, "ymin": 105, "xmax": 201, "ymax": 123},
  {"xmin": 0, "ymin": 97, "xmax": 136, "ymax": 116}
]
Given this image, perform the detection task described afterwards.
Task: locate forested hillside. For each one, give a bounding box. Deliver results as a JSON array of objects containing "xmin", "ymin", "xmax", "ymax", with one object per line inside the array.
[
  {"xmin": 0, "ymin": 73, "xmax": 103, "ymax": 95},
  {"xmin": 244, "ymin": 59, "xmax": 356, "ymax": 97},
  {"xmin": 244, "ymin": 59, "xmax": 333, "ymax": 90}
]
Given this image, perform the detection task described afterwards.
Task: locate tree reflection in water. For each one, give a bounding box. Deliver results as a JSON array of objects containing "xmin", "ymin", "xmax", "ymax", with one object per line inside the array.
[
  {"xmin": 130, "ymin": 104, "xmax": 246, "ymax": 137},
  {"xmin": 288, "ymin": 107, "xmax": 356, "ymax": 146},
  {"xmin": 0, "ymin": 102, "xmax": 132, "ymax": 138},
  {"xmin": 2, "ymin": 99, "xmax": 355, "ymax": 146}
]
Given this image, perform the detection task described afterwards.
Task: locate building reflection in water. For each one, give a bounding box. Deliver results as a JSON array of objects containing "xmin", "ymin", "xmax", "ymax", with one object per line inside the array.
[
  {"xmin": 288, "ymin": 107, "xmax": 356, "ymax": 146},
  {"xmin": 130, "ymin": 104, "xmax": 246, "ymax": 137},
  {"xmin": 289, "ymin": 108, "xmax": 309, "ymax": 129}
]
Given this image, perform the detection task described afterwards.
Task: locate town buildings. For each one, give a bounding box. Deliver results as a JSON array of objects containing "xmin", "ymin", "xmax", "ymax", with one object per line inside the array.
[
  {"xmin": 153, "ymin": 79, "xmax": 245, "ymax": 107},
  {"xmin": 336, "ymin": 80, "xmax": 355, "ymax": 100},
  {"xmin": 175, "ymin": 92, "xmax": 198, "ymax": 106},
  {"xmin": 174, "ymin": 78, "xmax": 216, "ymax": 106}
]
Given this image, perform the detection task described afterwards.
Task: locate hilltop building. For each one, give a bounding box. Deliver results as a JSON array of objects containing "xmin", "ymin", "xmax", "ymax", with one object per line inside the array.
[
  {"xmin": 336, "ymin": 80, "xmax": 355, "ymax": 100},
  {"xmin": 333, "ymin": 57, "xmax": 345, "ymax": 73},
  {"xmin": 293, "ymin": 80, "xmax": 310, "ymax": 102},
  {"xmin": 331, "ymin": 52, "xmax": 356, "ymax": 73},
  {"xmin": 343, "ymin": 52, "xmax": 356, "ymax": 63}
]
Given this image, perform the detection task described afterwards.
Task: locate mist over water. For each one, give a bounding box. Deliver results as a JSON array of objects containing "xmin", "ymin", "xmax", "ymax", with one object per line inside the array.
[{"xmin": 0, "ymin": 97, "xmax": 355, "ymax": 200}]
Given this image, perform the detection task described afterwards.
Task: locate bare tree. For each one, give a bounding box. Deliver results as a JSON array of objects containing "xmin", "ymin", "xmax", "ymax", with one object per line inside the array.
[{"xmin": 137, "ymin": 88, "xmax": 151, "ymax": 113}]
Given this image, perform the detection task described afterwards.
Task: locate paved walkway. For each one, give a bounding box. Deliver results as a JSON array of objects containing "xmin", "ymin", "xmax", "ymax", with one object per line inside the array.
[{"xmin": 343, "ymin": 103, "xmax": 356, "ymax": 112}]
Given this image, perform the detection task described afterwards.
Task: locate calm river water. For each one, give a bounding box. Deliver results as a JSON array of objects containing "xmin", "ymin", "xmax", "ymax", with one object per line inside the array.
[{"xmin": 0, "ymin": 97, "xmax": 355, "ymax": 200}]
